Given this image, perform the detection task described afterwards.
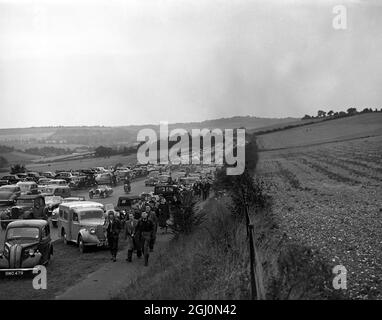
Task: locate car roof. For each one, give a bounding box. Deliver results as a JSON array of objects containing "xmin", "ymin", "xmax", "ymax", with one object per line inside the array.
[
  {"xmin": 60, "ymin": 201, "xmax": 104, "ymax": 209},
  {"xmin": 17, "ymin": 194, "xmax": 44, "ymax": 200},
  {"xmin": 75, "ymin": 207, "xmax": 104, "ymax": 213},
  {"xmin": 17, "ymin": 181, "xmax": 37, "ymax": 185},
  {"xmin": 8, "ymin": 219, "xmax": 48, "ymax": 228},
  {"xmin": 118, "ymin": 195, "xmax": 140, "ymax": 200}
]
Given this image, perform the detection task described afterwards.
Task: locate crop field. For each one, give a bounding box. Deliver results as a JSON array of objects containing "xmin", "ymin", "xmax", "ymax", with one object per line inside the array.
[{"xmin": 257, "ymin": 134, "xmax": 382, "ymax": 299}]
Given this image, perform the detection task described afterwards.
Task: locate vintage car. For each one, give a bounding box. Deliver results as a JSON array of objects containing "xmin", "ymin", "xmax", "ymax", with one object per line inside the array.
[
  {"xmin": 41, "ymin": 185, "xmax": 71, "ymax": 198},
  {"xmin": 26, "ymin": 172, "xmax": 40, "ymax": 183},
  {"xmin": 1, "ymin": 175, "xmax": 20, "ymax": 185},
  {"xmin": 0, "ymin": 195, "xmax": 48, "ymax": 230},
  {"xmin": 51, "ymin": 196, "xmax": 85, "ymax": 227},
  {"xmin": 153, "ymin": 184, "xmax": 180, "ymax": 201},
  {"xmin": 144, "ymin": 176, "xmax": 159, "ymax": 186},
  {"xmin": 46, "ymin": 179, "xmax": 68, "ymax": 186},
  {"xmin": 115, "ymin": 196, "xmax": 141, "ymax": 219},
  {"xmin": 16, "ymin": 181, "xmax": 39, "ymax": 195},
  {"xmin": 44, "ymin": 195, "xmax": 63, "ymax": 217},
  {"xmin": 40, "ymin": 171, "xmax": 55, "ymax": 179},
  {"xmin": 95, "ymin": 172, "xmax": 115, "ymax": 185},
  {"xmin": 37, "ymin": 178, "xmax": 52, "ymax": 185},
  {"xmin": 0, "ymin": 185, "xmax": 21, "ymax": 206},
  {"xmin": 68, "ymin": 175, "xmax": 87, "ymax": 189},
  {"xmin": 58, "ymin": 201, "xmax": 107, "ymax": 253},
  {"xmin": 0, "ymin": 180, "xmax": 8, "ymax": 187},
  {"xmin": 54, "ymin": 172, "xmax": 75, "ymax": 183},
  {"xmin": 0, "ymin": 220, "xmax": 53, "ymax": 275},
  {"xmin": 89, "ymin": 185, "xmax": 113, "ymax": 199}
]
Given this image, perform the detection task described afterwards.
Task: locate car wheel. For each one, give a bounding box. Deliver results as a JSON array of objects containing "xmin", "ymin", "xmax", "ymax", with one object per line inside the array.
[
  {"xmin": 62, "ymin": 229, "xmax": 68, "ymax": 245},
  {"xmin": 78, "ymin": 236, "xmax": 86, "ymax": 253},
  {"xmin": 89, "ymin": 193, "xmax": 93, "ymax": 199}
]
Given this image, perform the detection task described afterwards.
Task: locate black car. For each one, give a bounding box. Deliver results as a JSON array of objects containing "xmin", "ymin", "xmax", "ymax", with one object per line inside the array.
[
  {"xmin": 0, "ymin": 175, "xmax": 20, "ymax": 185},
  {"xmin": 154, "ymin": 184, "xmax": 180, "ymax": 201},
  {"xmin": 0, "ymin": 220, "xmax": 53, "ymax": 276},
  {"xmin": 116, "ymin": 195, "xmax": 141, "ymax": 220},
  {"xmin": 0, "ymin": 194, "xmax": 48, "ymax": 230},
  {"xmin": 0, "ymin": 185, "xmax": 21, "ymax": 206}
]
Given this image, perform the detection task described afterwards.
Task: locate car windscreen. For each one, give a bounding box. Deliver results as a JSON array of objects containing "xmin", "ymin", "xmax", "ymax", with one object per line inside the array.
[
  {"xmin": 7, "ymin": 227, "xmax": 40, "ymax": 240},
  {"xmin": 79, "ymin": 210, "xmax": 104, "ymax": 220}
]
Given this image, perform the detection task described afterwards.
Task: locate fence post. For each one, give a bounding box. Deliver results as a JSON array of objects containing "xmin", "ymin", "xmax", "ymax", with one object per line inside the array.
[{"xmin": 248, "ymin": 224, "xmax": 257, "ymax": 299}]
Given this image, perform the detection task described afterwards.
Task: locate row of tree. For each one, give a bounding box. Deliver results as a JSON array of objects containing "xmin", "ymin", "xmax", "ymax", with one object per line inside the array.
[{"xmin": 302, "ymin": 107, "xmax": 381, "ymax": 120}]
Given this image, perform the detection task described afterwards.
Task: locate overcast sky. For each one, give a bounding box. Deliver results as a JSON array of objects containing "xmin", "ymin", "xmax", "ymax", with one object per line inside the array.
[{"xmin": 0, "ymin": 0, "xmax": 381, "ymax": 128}]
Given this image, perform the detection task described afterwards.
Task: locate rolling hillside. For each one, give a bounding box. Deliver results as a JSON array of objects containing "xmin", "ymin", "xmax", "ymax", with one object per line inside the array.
[{"xmin": 256, "ymin": 113, "xmax": 382, "ymax": 151}]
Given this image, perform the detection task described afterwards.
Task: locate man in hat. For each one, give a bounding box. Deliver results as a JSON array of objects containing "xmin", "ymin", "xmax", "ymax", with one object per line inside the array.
[{"xmin": 106, "ymin": 210, "xmax": 121, "ymax": 262}]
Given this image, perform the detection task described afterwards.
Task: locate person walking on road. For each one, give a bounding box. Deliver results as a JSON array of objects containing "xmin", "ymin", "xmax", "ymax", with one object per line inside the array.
[
  {"xmin": 136, "ymin": 210, "xmax": 154, "ymax": 266},
  {"xmin": 148, "ymin": 204, "xmax": 158, "ymax": 252},
  {"xmin": 124, "ymin": 212, "xmax": 139, "ymax": 262},
  {"xmin": 106, "ymin": 210, "xmax": 121, "ymax": 262}
]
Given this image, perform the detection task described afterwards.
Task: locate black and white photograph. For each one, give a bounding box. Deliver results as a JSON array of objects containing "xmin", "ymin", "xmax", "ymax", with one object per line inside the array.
[{"xmin": 0, "ymin": 0, "xmax": 381, "ymax": 308}]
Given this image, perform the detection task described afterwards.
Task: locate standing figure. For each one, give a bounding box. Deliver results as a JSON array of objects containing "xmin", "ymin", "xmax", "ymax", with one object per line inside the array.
[
  {"xmin": 136, "ymin": 210, "xmax": 155, "ymax": 266},
  {"xmin": 158, "ymin": 197, "xmax": 170, "ymax": 233},
  {"xmin": 106, "ymin": 210, "xmax": 121, "ymax": 262},
  {"xmin": 147, "ymin": 204, "xmax": 158, "ymax": 252},
  {"xmin": 124, "ymin": 212, "xmax": 139, "ymax": 262}
]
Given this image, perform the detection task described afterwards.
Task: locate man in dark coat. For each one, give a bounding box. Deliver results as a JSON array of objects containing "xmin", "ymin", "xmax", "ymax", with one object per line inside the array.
[
  {"xmin": 106, "ymin": 210, "xmax": 121, "ymax": 262},
  {"xmin": 124, "ymin": 212, "xmax": 139, "ymax": 262},
  {"xmin": 136, "ymin": 210, "xmax": 154, "ymax": 266}
]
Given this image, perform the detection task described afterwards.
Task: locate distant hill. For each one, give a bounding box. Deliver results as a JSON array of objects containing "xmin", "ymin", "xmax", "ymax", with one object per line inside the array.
[
  {"xmin": 0, "ymin": 116, "xmax": 299, "ymax": 148},
  {"xmin": 256, "ymin": 113, "xmax": 382, "ymax": 151}
]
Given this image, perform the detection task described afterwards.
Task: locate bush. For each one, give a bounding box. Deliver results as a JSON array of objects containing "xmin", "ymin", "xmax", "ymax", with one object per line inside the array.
[
  {"xmin": 10, "ymin": 164, "xmax": 26, "ymax": 174},
  {"xmin": 170, "ymin": 191, "xmax": 206, "ymax": 236}
]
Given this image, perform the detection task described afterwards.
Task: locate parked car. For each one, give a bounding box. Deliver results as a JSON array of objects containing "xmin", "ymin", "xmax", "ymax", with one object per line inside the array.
[
  {"xmin": 51, "ymin": 196, "xmax": 85, "ymax": 228},
  {"xmin": 41, "ymin": 185, "xmax": 71, "ymax": 198},
  {"xmin": 46, "ymin": 179, "xmax": 68, "ymax": 186},
  {"xmin": 41, "ymin": 172, "xmax": 55, "ymax": 179},
  {"xmin": 144, "ymin": 176, "xmax": 158, "ymax": 186},
  {"xmin": 0, "ymin": 180, "xmax": 8, "ymax": 187},
  {"xmin": 54, "ymin": 172, "xmax": 74, "ymax": 183},
  {"xmin": 38, "ymin": 178, "xmax": 52, "ymax": 185},
  {"xmin": 58, "ymin": 202, "xmax": 107, "ymax": 253},
  {"xmin": 1, "ymin": 175, "xmax": 20, "ymax": 185},
  {"xmin": 16, "ymin": 181, "xmax": 39, "ymax": 195},
  {"xmin": 0, "ymin": 220, "xmax": 53, "ymax": 275},
  {"xmin": 153, "ymin": 184, "xmax": 180, "ymax": 201},
  {"xmin": 115, "ymin": 195, "xmax": 141, "ymax": 219},
  {"xmin": 0, "ymin": 195, "xmax": 48, "ymax": 230},
  {"xmin": 95, "ymin": 173, "xmax": 115, "ymax": 185},
  {"xmin": 0, "ymin": 185, "xmax": 21, "ymax": 206},
  {"xmin": 89, "ymin": 185, "xmax": 113, "ymax": 199},
  {"xmin": 26, "ymin": 172, "xmax": 40, "ymax": 182},
  {"xmin": 44, "ymin": 195, "xmax": 63, "ymax": 218},
  {"xmin": 15, "ymin": 173, "xmax": 27, "ymax": 181}
]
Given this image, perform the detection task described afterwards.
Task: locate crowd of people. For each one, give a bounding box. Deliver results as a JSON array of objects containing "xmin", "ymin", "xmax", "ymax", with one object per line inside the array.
[
  {"xmin": 192, "ymin": 180, "xmax": 211, "ymax": 200},
  {"xmin": 104, "ymin": 194, "xmax": 174, "ymax": 266},
  {"xmin": 103, "ymin": 179, "xmax": 212, "ymax": 266}
]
